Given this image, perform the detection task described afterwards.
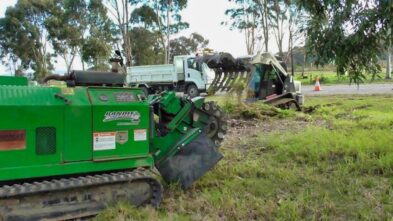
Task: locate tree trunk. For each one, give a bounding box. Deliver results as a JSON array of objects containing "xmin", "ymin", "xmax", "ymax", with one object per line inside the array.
[
  {"xmin": 262, "ymin": 0, "xmax": 269, "ymax": 52},
  {"xmin": 112, "ymin": 0, "xmax": 132, "ymax": 67},
  {"xmin": 124, "ymin": 0, "xmax": 132, "ymax": 67},
  {"xmin": 301, "ymin": 51, "xmax": 306, "ymax": 78},
  {"xmin": 165, "ymin": 0, "xmax": 172, "ymax": 64},
  {"xmin": 256, "ymin": 0, "xmax": 269, "ymax": 52},
  {"xmin": 81, "ymin": 56, "xmax": 85, "ymax": 71},
  {"xmin": 387, "ymin": 49, "xmax": 392, "ymax": 79},
  {"xmin": 290, "ymin": 31, "xmax": 294, "ymax": 76},
  {"xmin": 386, "ymin": 27, "xmax": 392, "ymax": 79}
]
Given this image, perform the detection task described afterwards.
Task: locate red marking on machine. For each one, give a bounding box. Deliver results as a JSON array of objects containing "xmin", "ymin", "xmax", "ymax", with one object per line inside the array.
[
  {"xmin": 0, "ymin": 130, "xmax": 26, "ymax": 150},
  {"xmin": 266, "ymin": 94, "xmax": 278, "ymax": 100}
]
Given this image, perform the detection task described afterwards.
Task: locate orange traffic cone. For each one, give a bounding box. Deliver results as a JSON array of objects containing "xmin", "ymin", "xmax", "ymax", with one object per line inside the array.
[{"xmin": 314, "ymin": 77, "xmax": 321, "ymax": 91}]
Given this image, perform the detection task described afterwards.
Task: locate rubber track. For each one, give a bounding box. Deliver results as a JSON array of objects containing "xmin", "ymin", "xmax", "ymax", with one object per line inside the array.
[{"xmin": 0, "ymin": 169, "xmax": 162, "ymax": 208}]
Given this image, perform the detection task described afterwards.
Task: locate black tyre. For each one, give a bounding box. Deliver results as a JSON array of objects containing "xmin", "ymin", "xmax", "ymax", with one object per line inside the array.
[
  {"xmin": 186, "ymin": 84, "xmax": 199, "ymax": 98},
  {"xmin": 278, "ymin": 100, "xmax": 301, "ymax": 111}
]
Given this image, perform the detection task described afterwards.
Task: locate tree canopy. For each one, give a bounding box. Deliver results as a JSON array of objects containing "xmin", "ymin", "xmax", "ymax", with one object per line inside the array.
[
  {"xmin": 294, "ymin": 0, "xmax": 392, "ymax": 83},
  {"xmin": 0, "ymin": 0, "xmax": 205, "ymax": 79},
  {"xmin": 0, "ymin": 0, "xmax": 55, "ymax": 79},
  {"xmin": 169, "ymin": 33, "xmax": 209, "ymax": 61},
  {"xmin": 0, "ymin": 0, "xmax": 116, "ymax": 79},
  {"xmin": 224, "ymin": 0, "xmax": 392, "ymax": 82},
  {"xmin": 2, "ymin": 0, "xmax": 390, "ymax": 83}
]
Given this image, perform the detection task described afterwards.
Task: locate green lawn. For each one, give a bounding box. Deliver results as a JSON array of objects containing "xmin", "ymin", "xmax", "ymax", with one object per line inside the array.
[
  {"xmin": 95, "ymin": 95, "xmax": 393, "ymax": 221},
  {"xmin": 294, "ymin": 71, "xmax": 392, "ymax": 85}
]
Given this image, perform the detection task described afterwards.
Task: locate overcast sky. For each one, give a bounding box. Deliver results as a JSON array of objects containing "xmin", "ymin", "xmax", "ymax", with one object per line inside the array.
[{"xmin": 0, "ymin": 0, "xmax": 279, "ymax": 75}]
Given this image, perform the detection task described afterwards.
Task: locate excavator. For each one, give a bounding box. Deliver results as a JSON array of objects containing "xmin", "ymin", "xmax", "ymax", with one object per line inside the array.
[{"xmin": 197, "ymin": 52, "xmax": 304, "ymax": 109}]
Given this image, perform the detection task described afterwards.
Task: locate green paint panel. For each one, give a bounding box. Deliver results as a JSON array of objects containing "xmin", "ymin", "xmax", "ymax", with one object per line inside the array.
[
  {"xmin": 0, "ymin": 86, "xmax": 65, "ymax": 168},
  {"xmin": 0, "ymin": 76, "xmax": 28, "ymax": 86},
  {"xmin": 88, "ymin": 88, "xmax": 151, "ymax": 161},
  {"xmin": 63, "ymin": 87, "xmax": 92, "ymax": 162}
]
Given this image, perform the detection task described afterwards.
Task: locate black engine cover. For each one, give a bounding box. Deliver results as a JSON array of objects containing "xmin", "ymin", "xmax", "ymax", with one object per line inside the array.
[{"xmin": 68, "ymin": 71, "xmax": 125, "ymax": 87}]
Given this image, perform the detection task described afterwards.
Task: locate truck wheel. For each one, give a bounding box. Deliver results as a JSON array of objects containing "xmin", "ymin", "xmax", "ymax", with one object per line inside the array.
[
  {"xmin": 186, "ymin": 84, "xmax": 199, "ymax": 98},
  {"xmin": 139, "ymin": 86, "xmax": 149, "ymax": 96}
]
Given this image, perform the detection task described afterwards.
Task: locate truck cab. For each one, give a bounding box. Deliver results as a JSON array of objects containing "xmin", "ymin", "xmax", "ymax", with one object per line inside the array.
[
  {"xmin": 174, "ymin": 55, "xmax": 208, "ymax": 95},
  {"xmin": 127, "ymin": 55, "xmax": 211, "ymax": 97}
]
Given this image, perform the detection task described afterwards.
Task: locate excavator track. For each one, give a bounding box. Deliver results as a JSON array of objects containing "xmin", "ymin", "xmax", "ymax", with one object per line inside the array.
[{"xmin": 0, "ymin": 169, "xmax": 162, "ymax": 221}]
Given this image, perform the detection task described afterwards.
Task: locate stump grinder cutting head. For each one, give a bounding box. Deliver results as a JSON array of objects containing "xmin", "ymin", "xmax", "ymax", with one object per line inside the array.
[{"xmin": 148, "ymin": 92, "xmax": 228, "ymax": 188}]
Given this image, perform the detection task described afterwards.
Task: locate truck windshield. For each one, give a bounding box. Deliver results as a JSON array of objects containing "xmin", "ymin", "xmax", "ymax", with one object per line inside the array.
[{"xmin": 187, "ymin": 58, "xmax": 200, "ymax": 71}]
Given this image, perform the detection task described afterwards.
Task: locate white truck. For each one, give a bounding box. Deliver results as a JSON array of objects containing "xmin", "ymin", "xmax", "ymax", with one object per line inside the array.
[{"xmin": 127, "ymin": 55, "xmax": 214, "ymax": 97}]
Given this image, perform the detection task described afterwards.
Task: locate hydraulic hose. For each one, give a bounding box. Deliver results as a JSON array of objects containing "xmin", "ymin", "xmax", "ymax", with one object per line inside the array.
[{"xmin": 42, "ymin": 74, "xmax": 70, "ymax": 83}]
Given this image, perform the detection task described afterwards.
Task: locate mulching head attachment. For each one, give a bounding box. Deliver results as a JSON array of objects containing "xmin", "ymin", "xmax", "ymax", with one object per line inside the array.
[
  {"xmin": 196, "ymin": 53, "xmax": 253, "ymax": 95},
  {"xmin": 156, "ymin": 133, "xmax": 223, "ymax": 189}
]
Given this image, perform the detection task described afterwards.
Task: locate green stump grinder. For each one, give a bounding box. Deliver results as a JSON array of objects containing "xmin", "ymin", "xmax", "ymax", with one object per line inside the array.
[{"xmin": 0, "ymin": 64, "xmax": 227, "ymax": 220}]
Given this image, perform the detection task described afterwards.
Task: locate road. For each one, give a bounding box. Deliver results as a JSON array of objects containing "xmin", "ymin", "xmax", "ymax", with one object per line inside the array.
[{"xmin": 302, "ymin": 83, "xmax": 393, "ymax": 96}]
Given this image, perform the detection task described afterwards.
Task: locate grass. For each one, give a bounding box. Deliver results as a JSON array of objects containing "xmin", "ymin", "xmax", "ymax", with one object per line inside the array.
[
  {"xmin": 294, "ymin": 70, "xmax": 391, "ymax": 85},
  {"xmin": 95, "ymin": 94, "xmax": 393, "ymax": 221}
]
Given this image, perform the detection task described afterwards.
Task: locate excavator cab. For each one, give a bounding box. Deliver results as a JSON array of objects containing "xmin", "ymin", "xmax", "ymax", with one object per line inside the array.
[
  {"xmin": 247, "ymin": 64, "xmax": 285, "ymax": 100},
  {"xmin": 246, "ymin": 53, "xmax": 303, "ymax": 110}
]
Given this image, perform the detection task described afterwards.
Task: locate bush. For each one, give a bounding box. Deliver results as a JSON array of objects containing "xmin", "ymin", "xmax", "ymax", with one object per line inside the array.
[{"xmin": 222, "ymin": 99, "xmax": 296, "ymax": 119}]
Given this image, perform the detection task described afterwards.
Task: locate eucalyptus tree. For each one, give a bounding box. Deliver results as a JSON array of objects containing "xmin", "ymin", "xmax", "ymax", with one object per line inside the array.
[
  {"xmin": 223, "ymin": 0, "xmax": 260, "ymax": 55},
  {"xmin": 169, "ymin": 33, "xmax": 209, "ymax": 60},
  {"xmin": 45, "ymin": 0, "xmax": 114, "ymax": 72},
  {"xmin": 224, "ymin": 0, "xmax": 290, "ymax": 54},
  {"xmin": 387, "ymin": 27, "xmax": 392, "ymax": 79},
  {"xmin": 104, "ymin": 0, "xmax": 135, "ymax": 66},
  {"xmin": 0, "ymin": 0, "xmax": 55, "ymax": 79},
  {"xmin": 131, "ymin": 0, "xmax": 189, "ymax": 64},
  {"xmin": 269, "ymin": 0, "xmax": 288, "ymax": 57},
  {"xmin": 46, "ymin": 0, "xmax": 88, "ymax": 73},
  {"xmin": 130, "ymin": 27, "xmax": 164, "ymax": 65},
  {"xmin": 286, "ymin": 3, "xmax": 307, "ymax": 75},
  {"xmin": 82, "ymin": 0, "xmax": 115, "ymax": 70},
  {"xmin": 294, "ymin": 0, "xmax": 393, "ymax": 83},
  {"xmin": 253, "ymin": 0, "xmax": 271, "ymax": 52}
]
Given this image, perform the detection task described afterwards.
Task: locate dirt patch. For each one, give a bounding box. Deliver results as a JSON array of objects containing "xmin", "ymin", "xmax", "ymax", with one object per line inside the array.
[
  {"xmin": 302, "ymin": 102, "xmax": 343, "ymax": 114},
  {"xmin": 225, "ymin": 118, "xmax": 312, "ymax": 141}
]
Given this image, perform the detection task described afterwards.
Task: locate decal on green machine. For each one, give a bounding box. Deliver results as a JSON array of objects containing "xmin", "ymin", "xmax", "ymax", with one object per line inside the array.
[
  {"xmin": 134, "ymin": 129, "xmax": 147, "ymax": 141},
  {"xmin": 103, "ymin": 111, "xmax": 141, "ymax": 126},
  {"xmin": 93, "ymin": 132, "xmax": 116, "ymax": 151},
  {"xmin": 0, "ymin": 130, "xmax": 26, "ymax": 150},
  {"xmin": 114, "ymin": 92, "xmax": 136, "ymax": 102}
]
